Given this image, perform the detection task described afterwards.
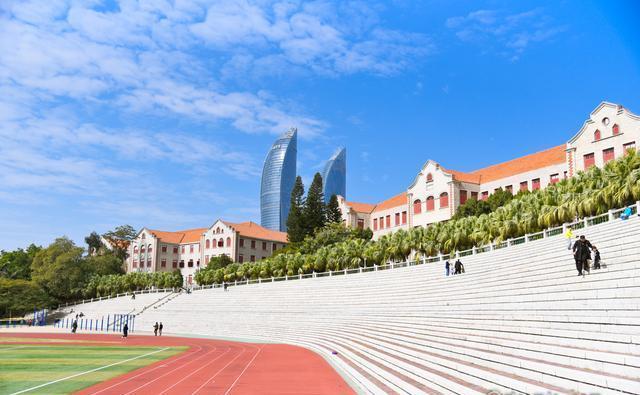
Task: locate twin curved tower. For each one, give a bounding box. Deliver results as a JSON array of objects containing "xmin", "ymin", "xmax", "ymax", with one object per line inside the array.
[{"xmin": 260, "ymin": 129, "xmax": 346, "ymax": 231}]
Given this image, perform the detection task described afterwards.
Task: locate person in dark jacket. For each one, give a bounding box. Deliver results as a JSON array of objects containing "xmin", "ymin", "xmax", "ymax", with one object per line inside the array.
[
  {"xmin": 71, "ymin": 320, "xmax": 78, "ymax": 334},
  {"xmin": 122, "ymin": 323, "xmax": 128, "ymax": 338},
  {"xmin": 572, "ymin": 235, "xmax": 593, "ymax": 276},
  {"xmin": 153, "ymin": 322, "xmax": 159, "ymax": 336},
  {"xmin": 159, "ymin": 322, "xmax": 163, "ymax": 336},
  {"xmin": 454, "ymin": 260, "xmax": 462, "ymax": 275},
  {"xmin": 445, "ymin": 260, "xmax": 450, "ymax": 276},
  {"xmin": 592, "ymin": 246, "xmax": 601, "ymax": 270}
]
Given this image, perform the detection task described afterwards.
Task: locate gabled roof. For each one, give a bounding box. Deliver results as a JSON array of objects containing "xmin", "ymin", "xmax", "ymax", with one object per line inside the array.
[
  {"xmin": 147, "ymin": 228, "xmax": 207, "ymax": 244},
  {"xmin": 441, "ymin": 167, "xmax": 481, "ymax": 184},
  {"xmin": 347, "ymin": 201, "xmax": 376, "ymax": 214},
  {"xmin": 372, "ymin": 192, "xmax": 407, "ymax": 213},
  {"xmin": 468, "ymin": 145, "xmax": 566, "ymax": 183},
  {"xmin": 223, "ymin": 221, "xmax": 288, "ymax": 243}
]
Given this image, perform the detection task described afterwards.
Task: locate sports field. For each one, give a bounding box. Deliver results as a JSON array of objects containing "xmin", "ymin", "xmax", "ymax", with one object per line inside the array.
[
  {"xmin": 0, "ymin": 333, "xmax": 354, "ymax": 395},
  {"xmin": 0, "ymin": 342, "xmax": 184, "ymax": 394}
]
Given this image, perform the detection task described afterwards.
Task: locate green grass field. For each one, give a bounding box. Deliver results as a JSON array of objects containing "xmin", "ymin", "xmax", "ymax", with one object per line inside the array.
[{"xmin": 0, "ymin": 344, "xmax": 185, "ymax": 395}]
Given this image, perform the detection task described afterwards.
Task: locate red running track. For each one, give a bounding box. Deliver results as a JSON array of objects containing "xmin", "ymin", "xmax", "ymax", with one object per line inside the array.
[{"xmin": 1, "ymin": 333, "xmax": 355, "ymax": 395}]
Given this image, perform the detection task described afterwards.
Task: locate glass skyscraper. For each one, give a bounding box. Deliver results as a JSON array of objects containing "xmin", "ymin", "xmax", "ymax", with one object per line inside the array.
[
  {"xmin": 260, "ymin": 128, "xmax": 297, "ymax": 231},
  {"xmin": 321, "ymin": 147, "xmax": 346, "ymax": 203}
]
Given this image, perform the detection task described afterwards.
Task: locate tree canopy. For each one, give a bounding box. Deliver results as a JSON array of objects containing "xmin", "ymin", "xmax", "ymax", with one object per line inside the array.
[{"xmin": 286, "ymin": 176, "xmax": 306, "ymax": 243}]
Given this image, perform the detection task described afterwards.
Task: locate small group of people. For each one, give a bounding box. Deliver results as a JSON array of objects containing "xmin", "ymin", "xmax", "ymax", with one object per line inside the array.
[
  {"xmin": 153, "ymin": 322, "xmax": 163, "ymax": 336},
  {"xmin": 572, "ymin": 234, "xmax": 601, "ymax": 276},
  {"xmin": 445, "ymin": 259, "xmax": 465, "ymax": 276}
]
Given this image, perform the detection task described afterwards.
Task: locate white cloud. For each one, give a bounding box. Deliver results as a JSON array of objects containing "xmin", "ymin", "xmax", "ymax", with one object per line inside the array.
[{"xmin": 445, "ymin": 8, "xmax": 566, "ymax": 60}]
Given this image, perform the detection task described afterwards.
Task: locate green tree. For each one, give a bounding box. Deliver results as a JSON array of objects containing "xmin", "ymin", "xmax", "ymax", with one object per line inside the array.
[
  {"xmin": 84, "ymin": 231, "xmax": 103, "ymax": 256},
  {"xmin": 31, "ymin": 237, "xmax": 88, "ymax": 302},
  {"xmin": 303, "ymin": 172, "xmax": 326, "ymax": 235},
  {"xmin": 0, "ymin": 244, "xmax": 41, "ymax": 280},
  {"xmin": 85, "ymin": 253, "xmax": 125, "ymax": 276},
  {"xmin": 0, "ymin": 278, "xmax": 53, "ymax": 317},
  {"xmin": 326, "ymin": 194, "xmax": 343, "ymax": 223},
  {"xmin": 286, "ymin": 176, "xmax": 306, "ymax": 243},
  {"xmin": 103, "ymin": 225, "xmax": 137, "ymax": 260}
]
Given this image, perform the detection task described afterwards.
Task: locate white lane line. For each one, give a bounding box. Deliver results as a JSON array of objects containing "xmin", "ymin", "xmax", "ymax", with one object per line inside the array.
[
  {"xmin": 223, "ymin": 346, "xmax": 263, "ymax": 395},
  {"xmin": 122, "ymin": 346, "xmax": 220, "ymax": 395},
  {"xmin": 0, "ymin": 345, "xmax": 29, "ymax": 352},
  {"xmin": 159, "ymin": 347, "xmax": 231, "ymax": 395},
  {"xmin": 191, "ymin": 347, "xmax": 249, "ymax": 395},
  {"xmin": 9, "ymin": 347, "xmax": 170, "ymax": 395},
  {"xmin": 87, "ymin": 345, "xmax": 204, "ymax": 395}
]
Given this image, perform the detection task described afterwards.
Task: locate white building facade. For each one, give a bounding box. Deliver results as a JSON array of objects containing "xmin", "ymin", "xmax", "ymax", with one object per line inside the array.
[{"xmin": 338, "ymin": 102, "xmax": 640, "ymax": 239}]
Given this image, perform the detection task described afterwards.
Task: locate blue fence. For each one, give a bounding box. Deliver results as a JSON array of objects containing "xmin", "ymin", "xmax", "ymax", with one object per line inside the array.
[{"xmin": 53, "ymin": 314, "xmax": 136, "ymax": 334}]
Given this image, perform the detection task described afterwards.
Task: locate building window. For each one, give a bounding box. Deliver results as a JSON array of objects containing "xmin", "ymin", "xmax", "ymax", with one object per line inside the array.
[
  {"xmin": 196, "ymin": 260, "xmax": 200, "ymax": 267},
  {"xmin": 141, "ymin": 246, "xmax": 145, "ymax": 253},
  {"xmin": 413, "ymin": 199, "xmax": 422, "ymax": 214},
  {"xmin": 227, "ymin": 237, "xmax": 231, "ymax": 247},
  {"xmin": 532, "ymin": 178, "xmax": 541, "ymax": 190},
  {"xmin": 251, "ymin": 240, "xmax": 256, "ymax": 249},
  {"xmin": 520, "ymin": 181, "xmax": 528, "ymax": 192},
  {"xmin": 623, "ymin": 141, "xmax": 636, "ymax": 154},
  {"xmin": 426, "ymin": 196, "xmax": 434, "ymax": 211},
  {"xmin": 612, "ymin": 124, "xmax": 620, "ymax": 135},
  {"xmin": 173, "ymin": 247, "xmax": 178, "ymax": 254},
  {"xmin": 262, "ymin": 241, "xmax": 267, "ymax": 250},
  {"xmin": 181, "ymin": 246, "xmax": 185, "ymax": 253},
  {"xmin": 459, "ymin": 190, "xmax": 468, "ymax": 205},
  {"xmin": 385, "ymin": 215, "xmax": 391, "ymax": 228},
  {"xmin": 395, "ymin": 213, "xmax": 400, "ymax": 226},
  {"xmin": 205, "ymin": 239, "xmax": 210, "ymax": 249},
  {"xmin": 188, "ymin": 260, "xmax": 193, "ymax": 268},
  {"xmin": 239, "ymin": 255, "xmax": 244, "ymax": 263},
  {"xmin": 481, "ymin": 191, "xmax": 488, "ymax": 201},
  {"xmin": 205, "ymin": 255, "xmax": 209, "ymax": 263},
  {"xmin": 161, "ymin": 245, "xmax": 167, "ymax": 253},
  {"xmin": 603, "ymin": 147, "xmax": 615, "ymax": 163},
  {"xmin": 357, "ymin": 218, "xmax": 365, "ymax": 229},
  {"xmin": 373, "ymin": 218, "xmax": 378, "ymax": 230},
  {"xmin": 179, "ymin": 260, "xmax": 184, "ymax": 268},
  {"xmin": 550, "ymin": 174, "xmax": 560, "ymax": 184},
  {"xmin": 250, "ymin": 255, "xmax": 256, "ymax": 262},
  {"xmin": 594, "ymin": 129, "xmax": 601, "ymax": 141},
  {"xmin": 172, "ymin": 260, "xmax": 177, "ymax": 268},
  {"xmin": 401, "ymin": 211, "xmax": 407, "ymax": 224},
  {"xmin": 190, "ymin": 245, "xmax": 194, "ymax": 253},
  {"xmin": 440, "ymin": 192, "xmax": 449, "ymax": 208},
  {"xmin": 505, "ymin": 185, "xmax": 513, "ymax": 194},
  {"xmin": 134, "ymin": 246, "xmax": 138, "ymax": 254},
  {"xmin": 272, "ymin": 243, "xmax": 277, "ymax": 251},
  {"xmin": 147, "ymin": 259, "xmax": 151, "ymax": 267},
  {"xmin": 147, "ymin": 245, "xmax": 152, "ymax": 253},
  {"xmin": 471, "ymin": 191, "xmax": 478, "ymax": 200},
  {"xmin": 426, "ymin": 173, "xmax": 433, "ymax": 182},
  {"xmin": 161, "ymin": 259, "xmax": 166, "ymax": 268},
  {"xmin": 583, "ymin": 152, "xmax": 595, "ymax": 168},
  {"xmin": 132, "ymin": 260, "xmax": 137, "ymax": 268},
  {"xmin": 218, "ymin": 238, "xmax": 224, "ymax": 247},
  {"xmin": 239, "ymin": 239, "xmax": 245, "ymax": 247}
]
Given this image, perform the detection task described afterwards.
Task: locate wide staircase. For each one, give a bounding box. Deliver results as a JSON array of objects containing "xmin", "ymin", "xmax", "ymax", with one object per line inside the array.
[{"xmin": 66, "ymin": 216, "xmax": 640, "ymax": 394}]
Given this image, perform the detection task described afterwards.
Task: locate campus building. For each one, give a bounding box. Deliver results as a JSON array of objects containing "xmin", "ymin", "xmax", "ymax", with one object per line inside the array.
[
  {"xmin": 322, "ymin": 148, "xmax": 347, "ymax": 203},
  {"xmin": 126, "ymin": 221, "xmax": 287, "ymax": 285},
  {"xmin": 260, "ymin": 128, "xmax": 297, "ymax": 232},
  {"xmin": 339, "ymin": 102, "xmax": 640, "ymax": 239}
]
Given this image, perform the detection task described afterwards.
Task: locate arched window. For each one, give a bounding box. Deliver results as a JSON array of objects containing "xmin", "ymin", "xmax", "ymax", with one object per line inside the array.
[
  {"xmin": 440, "ymin": 192, "xmax": 449, "ymax": 208},
  {"xmin": 613, "ymin": 124, "xmax": 620, "ymax": 135},
  {"xmin": 147, "ymin": 244, "xmax": 152, "ymax": 253},
  {"xmin": 594, "ymin": 129, "xmax": 601, "ymax": 141},
  {"xmin": 212, "ymin": 240, "xmax": 217, "ymax": 249},
  {"xmin": 134, "ymin": 246, "xmax": 138, "ymax": 254},
  {"xmin": 413, "ymin": 199, "xmax": 422, "ymax": 214},
  {"xmin": 141, "ymin": 246, "xmax": 145, "ymax": 253},
  {"xmin": 226, "ymin": 237, "xmax": 231, "ymax": 247},
  {"xmin": 205, "ymin": 239, "xmax": 210, "ymax": 249},
  {"xmin": 426, "ymin": 173, "xmax": 433, "ymax": 182},
  {"xmin": 426, "ymin": 196, "xmax": 435, "ymax": 211},
  {"xmin": 218, "ymin": 238, "xmax": 224, "ymax": 247}
]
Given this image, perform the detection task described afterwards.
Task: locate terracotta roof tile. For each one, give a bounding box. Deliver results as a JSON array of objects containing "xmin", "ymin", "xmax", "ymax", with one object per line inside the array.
[
  {"xmin": 148, "ymin": 228, "xmax": 207, "ymax": 244},
  {"xmin": 372, "ymin": 192, "xmax": 407, "ymax": 213},
  {"xmin": 346, "ymin": 201, "xmax": 376, "ymax": 214},
  {"xmin": 223, "ymin": 221, "xmax": 288, "ymax": 243},
  {"xmin": 441, "ymin": 168, "xmax": 481, "ymax": 184},
  {"xmin": 469, "ymin": 145, "xmax": 566, "ymax": 183}
]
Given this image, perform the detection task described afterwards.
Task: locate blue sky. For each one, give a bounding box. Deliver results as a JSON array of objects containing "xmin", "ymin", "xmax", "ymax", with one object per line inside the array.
[{"xmin": 1, "ymin": 0, "xmax": 639, "ymax": 250}]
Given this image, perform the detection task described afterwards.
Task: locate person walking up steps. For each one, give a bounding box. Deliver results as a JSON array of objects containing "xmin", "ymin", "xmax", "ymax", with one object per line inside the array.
[
  {"xmin": 454, "ymin": 259, "xmax": 463, "ymax": 275},
  {"xmin": 572, "ymin": 235, "xmax": 593, "ymax": 277},
  {"xmin": 153, "ymin": 322, "xmax": 159, "ymax": 336},
  {"xmin": 159, "ymin": 322, "xmax": 163, "ymax": 336},
  {"xmin": 445, "ymin": 260, "xmax": 450, "ymax": 276},
  {"xmin": 565, "ymin": 228, "xmax": 574, "ymax": 250}
]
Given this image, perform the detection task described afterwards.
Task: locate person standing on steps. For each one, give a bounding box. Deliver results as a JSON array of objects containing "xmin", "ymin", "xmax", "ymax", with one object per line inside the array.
[
  {"xmin": 159, "ymin": 322, "xmax": 163, "ymax": 336},
  {"xmin": 445, "ymin": 260, "xmax": 450, "ymax": 276},
  {"xmin": 572, "ymin": 235, "xmax": 593, "ymax": 277},
  {"xmin": 592, "ymin": 246, "xmax": 601, "ymax": 270},
  {"xmin": 454, "ymin": 259, "xmax": 463, "ymax": 275},
  {"xmin": 565, "ymin": 228, "xmax": 574, "ymax": 250},
  {"xmin": 153, "ymin": 322, "xmax": 159, "ymax": 336}
]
